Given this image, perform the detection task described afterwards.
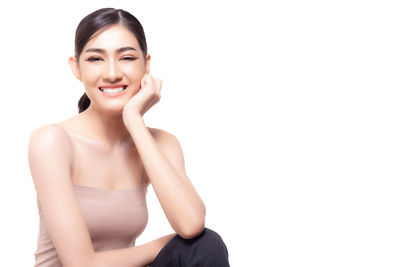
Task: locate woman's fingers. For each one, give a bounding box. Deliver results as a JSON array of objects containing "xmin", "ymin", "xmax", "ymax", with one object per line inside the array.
[{"xmin": 147, "ymin": 74, "xmax": 162, "ymax": 97}]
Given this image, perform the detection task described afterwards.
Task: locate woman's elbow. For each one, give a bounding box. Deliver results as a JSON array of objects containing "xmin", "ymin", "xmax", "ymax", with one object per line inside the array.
[{"xmin": 180, "ymin": 216, "xmax": 206, "ymax": 239}]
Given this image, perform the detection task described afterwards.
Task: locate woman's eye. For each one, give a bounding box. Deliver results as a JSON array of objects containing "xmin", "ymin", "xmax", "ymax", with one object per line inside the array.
[
  {"xmin": 87, "ymin": 57, "xmax": 102, "ymax": 62},
  {"xmin": 86, "ymin": 57, "xmax": 137, "ymax": 62},
  {"xmin": 122, "ymin": 57, "xmax": 138, "ymax": 61}
]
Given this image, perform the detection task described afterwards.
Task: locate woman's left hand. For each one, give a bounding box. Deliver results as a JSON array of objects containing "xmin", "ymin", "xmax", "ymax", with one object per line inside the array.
[{"xmin": 122, "ymin": 73, "xmax": 162, "ymax": 125}]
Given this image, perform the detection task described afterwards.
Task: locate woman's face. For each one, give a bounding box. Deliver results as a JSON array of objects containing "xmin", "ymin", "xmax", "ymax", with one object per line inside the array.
[{"xmin": 69, "ymin": 23, "xmax": 150, "ymax": 113}]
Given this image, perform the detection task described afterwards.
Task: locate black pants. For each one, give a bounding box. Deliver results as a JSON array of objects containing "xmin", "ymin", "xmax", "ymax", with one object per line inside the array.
[{"xmin": 149, "ymin": 227, "xmax": 230, "ymax": 267}]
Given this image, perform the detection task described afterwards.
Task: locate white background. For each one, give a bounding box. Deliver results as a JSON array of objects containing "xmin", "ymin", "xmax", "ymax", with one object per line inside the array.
[{"xmin": 0, "ymin": 0, "xmax": 399, "ymax": 266}]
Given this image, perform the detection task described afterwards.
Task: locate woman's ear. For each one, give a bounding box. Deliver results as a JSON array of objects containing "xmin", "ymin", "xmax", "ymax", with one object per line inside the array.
[
  {"xmin": 68, "ymin": 56, "xmax": 82, "ymax": 82},
  {"xmin": 145, "ymin": 54, "xmax": 151, "ymax": 74}
]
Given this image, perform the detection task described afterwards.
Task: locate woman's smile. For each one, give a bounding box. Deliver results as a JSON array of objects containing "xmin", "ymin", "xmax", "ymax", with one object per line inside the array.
[
  {"xmin": 99, "ymin": 85, "xmax": 128, "ymax": 97},
  {"xmin": 98, "ymin": 83, "xmax": 128, "ymax": 97}
]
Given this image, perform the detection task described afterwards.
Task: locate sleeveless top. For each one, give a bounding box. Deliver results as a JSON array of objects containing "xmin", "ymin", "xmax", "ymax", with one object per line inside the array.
[{"xmin": 34, "ymin": 182, "xmax": 149, "ymax": 267}]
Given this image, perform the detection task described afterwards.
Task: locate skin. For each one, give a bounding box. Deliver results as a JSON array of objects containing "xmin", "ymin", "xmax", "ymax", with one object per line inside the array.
[{"xmin": 28, "ymin": 23, "xmax": 206, "ymax": 267}]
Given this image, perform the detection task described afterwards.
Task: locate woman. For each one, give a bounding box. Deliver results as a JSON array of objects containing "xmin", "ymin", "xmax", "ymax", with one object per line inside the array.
[{"xmin": 28, "ymin": 7, "xmax": 230, "ymax": 267}]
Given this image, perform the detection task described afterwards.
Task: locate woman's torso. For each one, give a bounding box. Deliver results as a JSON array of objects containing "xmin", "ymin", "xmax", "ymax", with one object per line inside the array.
[{"xmin": 34, "ymin": 115, "xmax": 151, "ymax": 266}]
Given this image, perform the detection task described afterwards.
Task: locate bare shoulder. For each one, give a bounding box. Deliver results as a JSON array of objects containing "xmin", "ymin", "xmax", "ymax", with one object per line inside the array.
[
  {"xmin": 29, "ymin": 123, "xmax": 71, "ymax": 148},
  {"xmin": 147, "ymin": 126, "xmax": 179, "ymax": 143},
  {"xmin": 147, "ymin": 126, "xmax": 186, "ymax": 166},
  {"xmin": 147, "ymin": 126, "xmax": 163, "ymax": 137},
  {"xmin": 28, "ymin": 123, "xmax": 73, "ymax": 166}
]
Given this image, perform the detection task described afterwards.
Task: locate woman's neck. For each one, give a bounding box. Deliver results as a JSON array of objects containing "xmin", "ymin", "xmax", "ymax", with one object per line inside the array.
[{"xmin": 79, "ymin": 106, "xmax": 134, "ymax": 149}]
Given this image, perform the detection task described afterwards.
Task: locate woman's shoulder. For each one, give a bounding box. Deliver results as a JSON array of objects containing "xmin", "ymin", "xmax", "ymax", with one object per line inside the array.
[
  {"xmin": 28, "ymin": 123, "xmax": 74, "ymax": 156},
  {"xmin": 43, "ymin": 116, "xmax": 90, "ymax": 143},
  {"xmin": 30, "ymin": 113, "xmax": 79, "ymax": 138},
  {"xmin": 30, "ymin": 123, "xmax": 70, "ymax": 141},
  {"xmin": 147, "ymin": 127, "xmax": 183, "ymax": 153},
  {"xmin": 147, "ymin": 127, "xmax": 183, "ymax": 147},
  {"xmin": 147, "ymin": 126, "xmax": 175, "ymax": 138},
  {"xmin": 28, "ymin": 123, "xmax": 74, "ymax": 174}
]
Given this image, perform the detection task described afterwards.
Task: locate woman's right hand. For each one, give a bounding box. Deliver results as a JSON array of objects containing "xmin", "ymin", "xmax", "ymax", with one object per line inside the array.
[{"xmin": 122, "ymin": 73, "xmax": 162, "ymax": 125}]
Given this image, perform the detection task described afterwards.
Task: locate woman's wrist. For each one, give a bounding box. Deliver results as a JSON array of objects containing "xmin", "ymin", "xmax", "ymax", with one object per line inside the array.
[{"xmin": 124, "ymin": 112, "xmax": 145, "ymax": 133}]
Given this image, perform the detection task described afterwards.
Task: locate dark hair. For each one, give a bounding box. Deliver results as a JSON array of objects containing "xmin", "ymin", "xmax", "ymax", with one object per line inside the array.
[{"xmin": 74, "ymin": 8, "xmax": 148, "ymax": 113}]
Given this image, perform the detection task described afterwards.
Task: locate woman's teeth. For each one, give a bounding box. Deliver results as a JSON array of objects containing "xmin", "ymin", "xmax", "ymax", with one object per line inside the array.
[{"xmin": 99, "ymin": 86, "xmax": 126, "ymax": 93}]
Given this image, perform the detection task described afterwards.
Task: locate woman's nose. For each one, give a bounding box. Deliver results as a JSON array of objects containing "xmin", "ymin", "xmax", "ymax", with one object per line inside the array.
[{"xmin": 103, "ymin": 59, "xmax": 122, "ymax": 81}]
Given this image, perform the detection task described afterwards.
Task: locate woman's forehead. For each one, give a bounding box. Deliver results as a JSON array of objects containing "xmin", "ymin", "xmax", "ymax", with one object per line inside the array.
[{"xmin": 84, "ymin": 24, "xmax": 140, "ymax": 52}]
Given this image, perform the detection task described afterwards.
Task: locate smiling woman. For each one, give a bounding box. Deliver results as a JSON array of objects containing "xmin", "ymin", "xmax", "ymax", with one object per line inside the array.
[
  {"xmin": 28, "ymin": 7, "xmax": 230, "ymax": 267},
  {"xmin": 69, "ymin": 17, "xmax": 149, "ymax": 115}
]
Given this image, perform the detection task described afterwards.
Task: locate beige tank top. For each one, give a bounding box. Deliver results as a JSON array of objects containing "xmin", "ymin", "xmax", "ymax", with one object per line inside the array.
[{"xmin": 34, "ymin": 182, "xmax": 149, "ymax": 267}]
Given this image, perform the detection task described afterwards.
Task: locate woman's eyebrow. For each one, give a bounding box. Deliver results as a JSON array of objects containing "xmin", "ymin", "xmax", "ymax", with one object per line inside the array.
[{"xmin": 84, "ymin": 46, "xmax": 137, "ymax": 54}]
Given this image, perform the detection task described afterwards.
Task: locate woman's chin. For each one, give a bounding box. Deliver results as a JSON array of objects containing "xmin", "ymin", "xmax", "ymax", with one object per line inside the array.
[{"xmin": 97, "ymin": 102, "xmax": 127, "ymax": 116}]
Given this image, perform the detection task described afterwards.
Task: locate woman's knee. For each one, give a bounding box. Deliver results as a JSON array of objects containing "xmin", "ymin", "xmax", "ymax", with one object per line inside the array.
[
  {"xmin": 190, "ymin": 228, "xmax": 229, "ymax": 255},
  {"xmin": 151, "ymin": 227, "xmax": 230, "ymax": 266},
  {"xmin": 190, "ymin": 227, "xmax": 230, "ymax": 266},
  {"xmin": 197, "ymin": 228, "xmax": 227, "ymax": 248}
]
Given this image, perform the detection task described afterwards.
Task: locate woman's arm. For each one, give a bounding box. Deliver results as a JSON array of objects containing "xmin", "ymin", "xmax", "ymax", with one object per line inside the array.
[
  {"xmin": 125, "ymin": 114, "xmax": 206, "ymax": 239},
  {"xmin": 29, "ymin": 124, "xmax": 175, "ymax": 267}
]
